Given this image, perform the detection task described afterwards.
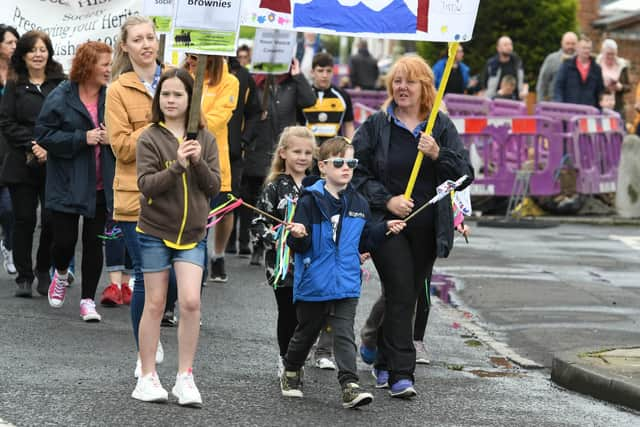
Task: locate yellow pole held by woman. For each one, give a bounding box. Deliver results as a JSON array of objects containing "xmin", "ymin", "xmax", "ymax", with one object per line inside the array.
[{"xmin": 403, "ymin": 41, "xmax": 460, "ymax": 199}]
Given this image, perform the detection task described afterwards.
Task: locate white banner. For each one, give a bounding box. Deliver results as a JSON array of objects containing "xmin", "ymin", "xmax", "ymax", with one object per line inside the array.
[
  {"xmin": 0, "ymin": 0, "xmax": 143, "ymax": 70},
  {"xmin": 143, "ymin": 0, "xmax": 174, "ymax": 33},
  {"xmin": 241, "ymin": 0, "xmax": 480, "ymax": 42}
]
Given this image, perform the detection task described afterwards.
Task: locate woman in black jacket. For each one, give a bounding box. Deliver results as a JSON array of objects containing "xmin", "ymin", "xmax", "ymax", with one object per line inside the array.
[
  {"xmin": 0, "ymin": 24, "xmax": 19, "ymax": 276},
  {"xmin": 36, "ymin": 41, "xmax": 113, "ymax": 321},
  {"xmin": 352, "ymin": 55, "xmax": 473, "ymax": 398},
  {"xmin": 0, "ymin": 30, "xmax": 65, "ymax": 297}
]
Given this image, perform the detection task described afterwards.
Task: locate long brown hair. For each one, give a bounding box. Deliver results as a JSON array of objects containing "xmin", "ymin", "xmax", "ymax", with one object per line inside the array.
[
  {"xmin": 381, "ymin": 55, "xmax": 437, "ymax": 120},
  {"xmin": 150, "ymin": 68, "xmax": 205, "ymax": 129}
]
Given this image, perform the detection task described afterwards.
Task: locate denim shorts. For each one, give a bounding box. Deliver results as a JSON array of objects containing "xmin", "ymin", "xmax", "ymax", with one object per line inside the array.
[{"xmin": 138, "ymin": 232, "xmax": 206, "ymax": 273}]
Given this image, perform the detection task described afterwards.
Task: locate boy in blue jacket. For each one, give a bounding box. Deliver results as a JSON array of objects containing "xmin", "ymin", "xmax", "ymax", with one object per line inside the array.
[{"xmin": 283, "ymin": 137, "xmax": 405, "ymax": 408}]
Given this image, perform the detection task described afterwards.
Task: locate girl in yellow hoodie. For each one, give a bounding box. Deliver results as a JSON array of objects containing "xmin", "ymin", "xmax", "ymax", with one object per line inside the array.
[{"xmin": 200, "ymin": 56, "xmax": 239, "ymax": 283}]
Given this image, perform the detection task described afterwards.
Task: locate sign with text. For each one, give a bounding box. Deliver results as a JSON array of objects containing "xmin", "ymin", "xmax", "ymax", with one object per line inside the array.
[
  {"xmin": 250, "ymin": 29, "xmax": 296, "ymax": 74},
  {"xmin": 0, "ymin": 0, "xmax": 143, "ymax": 70},
  {"xmin": 172, "ymin": 0, "xmax": 241, "ymax": 55},
  {"xmin": 143, "ymin": 0, "xmax": 174, "ymax": 33}
]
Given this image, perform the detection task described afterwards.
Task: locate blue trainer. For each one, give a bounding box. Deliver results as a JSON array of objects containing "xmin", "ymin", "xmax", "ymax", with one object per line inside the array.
[
  {"xmin": 371, "ymin": 368, "xmax": 389, "ymax": 389},
  {"xmin": 389, "ymin": 379, "xmax": 417, "ymax": 398},
  {"xmin": 359, "ymin": 344, "xmax": 377, "ymax": 365}
]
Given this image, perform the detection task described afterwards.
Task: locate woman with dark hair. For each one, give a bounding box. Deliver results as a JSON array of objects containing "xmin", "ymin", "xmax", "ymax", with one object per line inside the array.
[
  {"xmin": 133, "ymin": 68, "xmax": 220, "ymax": 405},
  {"xmin": 0, "ymin": 24, "xmax": 19, "ymax": 276},
  {"xmin": 35, "ymin": 41, "xmax": 113, "ymax": 321},
  {"xmin": 0, "ymin": 30, "xmax": 65, "ymax": 297},
  {"xmin": 352, "ymin": 55, "xmax": 473, "ymax": 398}
]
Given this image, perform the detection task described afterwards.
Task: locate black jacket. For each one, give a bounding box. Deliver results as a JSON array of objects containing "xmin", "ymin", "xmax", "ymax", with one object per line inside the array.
[
  {"xmin": 0, "ymin": 72, "xmax": 66, "ymax": 185},
  {"xmin": 227, "ymin": 58, "xmax": 260, "ymax": 163},
  {"xmin": 243, "ymin": 74, "xmax": 316, "ymax": 178},
  {"xmin": 35, "ymin": 80, "xmax": 114, "ymax": 217},
  {"xmin": 351, "ymin": 110, "xmax": 473, "ymax": 258},
  {"xmin": 349, "ymin": 49, "xmax": 379, "ymax": 90},
  {"xmin": 554, "ymin": 57, "xmax": 604, "ymax": 109}
]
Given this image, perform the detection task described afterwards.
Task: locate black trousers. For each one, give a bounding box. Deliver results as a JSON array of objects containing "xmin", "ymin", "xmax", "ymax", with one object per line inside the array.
[
  {"xmin": 8, "ymin": 181, "xmax": 53, "ymax": 283},
  {"xmin": 284, "ymin": 298, "xmax": 359, "ymax": 387},
  {"xmin": 51, "ymin": 191, "xmax": 107, "ymax": 300},
  {"xmin": 239, "ymin": 175, "xmax": 265, "ymax": 247},
  {"xmin": 371, "ymin": 224, "xmax": 436, "ymax": 385},
  {"xmin": 273, "ymin": 286, "xmax": 298, "ymax": 357}
]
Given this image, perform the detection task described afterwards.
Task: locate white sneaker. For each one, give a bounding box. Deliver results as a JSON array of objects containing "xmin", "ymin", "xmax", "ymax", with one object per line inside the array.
[
  {"xmin": 315, "ymin": 357, "xmax": 336, "ymax": 370},
  {"xmin": 134, "ymin": 357, "xmax": 142, "ymax": 379},
  {"xmin": 1, "ymin": 241, "xmax": 16, "ymax": 275},
  {"xmin": 156, "ymin": 340, "xmax": 164, "ymax": 364},
  {"xmin": 277, "ymin": 355, "xmax": 284, "ymax": 378},
  {"xmin": 79, "ymin": 299, "xmax": 101, "ymax": 322},
  {"xmin": 414, "ymin": 340, "xmax": 431, "ymax": 365},
  {"xmin": 132, "ymin": 372, "xmax": 168, "ymax": 403},
  {"xmin": 172, "ymin": 369, "xmax": 202, "ymax": 407}
]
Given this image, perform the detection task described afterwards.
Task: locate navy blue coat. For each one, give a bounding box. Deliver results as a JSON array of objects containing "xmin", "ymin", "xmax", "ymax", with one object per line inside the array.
[
  {"xmin": 35, "ymin": 80, "xmax": 115, "ymax": 217},
  {"xmin": 553, "ymin": 57, "xmax": 604, "ymax": 109},
  {"xmin": 287, "ymin": 179, "xmax": 386, "ymax": 303}
]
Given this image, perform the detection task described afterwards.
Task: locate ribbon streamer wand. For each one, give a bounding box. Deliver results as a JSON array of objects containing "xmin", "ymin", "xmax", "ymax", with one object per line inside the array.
[
  {"xmin": 242, "ymin": 200, "xmax": 287, "ymax": 225},
  {"xmin": 387, "ymin": 175, "xmax": 468, "ymax": 235}
]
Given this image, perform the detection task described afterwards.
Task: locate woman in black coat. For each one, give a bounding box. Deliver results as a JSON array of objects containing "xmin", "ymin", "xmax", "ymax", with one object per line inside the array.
[{"xmin": 0, "ymin": 30, "xmax": 65, "ymax": 297}]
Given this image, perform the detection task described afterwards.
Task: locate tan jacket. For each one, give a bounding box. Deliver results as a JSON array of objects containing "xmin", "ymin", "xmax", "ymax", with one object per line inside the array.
[
  {"xmin": 137, "ymin": 124, "xmax": 220, "ymax": 246},
  {"xmin": 105, "ymin": 70, "xmax": 156, "ymax": 221}
]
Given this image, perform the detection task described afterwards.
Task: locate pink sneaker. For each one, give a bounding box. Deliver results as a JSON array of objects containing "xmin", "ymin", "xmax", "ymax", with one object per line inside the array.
[
  {"xmin": 80, "ymin": 299, "xmax": 102, "ymax": 322},
  {"xmin": 48, "ymin": 272, "xmax": 68, "ymax": 308}
]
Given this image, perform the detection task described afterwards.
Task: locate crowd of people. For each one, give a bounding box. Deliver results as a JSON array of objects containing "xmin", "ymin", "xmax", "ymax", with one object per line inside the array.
[{"xmin": 0, "ymin": 15, "xmax": 474, "ymax": 410}]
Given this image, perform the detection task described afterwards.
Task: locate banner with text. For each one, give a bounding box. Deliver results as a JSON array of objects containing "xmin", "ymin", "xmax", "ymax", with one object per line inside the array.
[
  {"xmin": 0, "ymin": 0, "xmax": 143, "ymax": 71},
  {"xmin": 250, "ymin": 29, "xmax": 296, "ymax": 74},
  {"xmin": 241, "ymin": 0, "xmax": 480, "ymax": 42},
  {"xmin": 172, "ymin": 0, "xmax": 241, "ymax": 56}
]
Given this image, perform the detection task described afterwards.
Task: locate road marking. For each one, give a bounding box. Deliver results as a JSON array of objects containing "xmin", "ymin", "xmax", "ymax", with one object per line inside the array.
[
  {"xmin": 435, "ymin": 300, "xmax": 544, "ymax": 369},
  {"xmin": 609, "ymin": 235, "xmax": 640, "ymax": 251}
]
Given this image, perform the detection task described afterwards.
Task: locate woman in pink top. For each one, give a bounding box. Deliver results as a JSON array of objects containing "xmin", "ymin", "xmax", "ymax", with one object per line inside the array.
[{"xmin": 35, "ymin": 41, "xmax": 114, "ymax": 322}]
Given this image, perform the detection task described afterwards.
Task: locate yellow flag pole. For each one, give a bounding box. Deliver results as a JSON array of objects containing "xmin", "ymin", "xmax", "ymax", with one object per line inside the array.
[{"xmin": 403, "ymin": 41, "xmax": 459, "ymax": 199}]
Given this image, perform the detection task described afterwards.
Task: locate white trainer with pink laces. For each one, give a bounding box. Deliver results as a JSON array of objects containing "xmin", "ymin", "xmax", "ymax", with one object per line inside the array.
[
  {"xmin": 132, "ymin": 372, "xmax": 169, "ymax": 403},
  {"xmin": 172, "ymin": 369, "xmax": 202, "ymax": 407},
  {"xmin": 48, "ymin": 272, "xmax": 68, "ymax": 308},
  {"xmin": 80, "ymin": 299, "xmax": 101, "ymax": 322}
]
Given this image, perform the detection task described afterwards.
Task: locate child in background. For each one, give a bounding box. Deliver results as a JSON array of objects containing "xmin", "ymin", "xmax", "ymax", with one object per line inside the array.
[
  {"xmin": 132, "ymin": 68, "xmax": 220, "ymax": 406},
  {"xmin": 281, "ymin": 137, "xmax": 405, "ymax": 408},
  {"xmin": 494, "ymin": 74, "xmax": 518, "ymax": 100},
  {"xmin": 253, "ymin": 126, "xmax": 337, "ymax": 375}
]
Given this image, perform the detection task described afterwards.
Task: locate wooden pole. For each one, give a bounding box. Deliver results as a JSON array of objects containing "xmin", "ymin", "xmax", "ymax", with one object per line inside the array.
[
  {"xmin": 158, "ymin": 34, "xmax": 166, "ymax": 65},
  {"xmin": 187, "ymin": 54, "xmax": 208, "ymax": 139},
  {"xmin": 403, "ymin": 41, "xmax": 460, "ymax": 199}
]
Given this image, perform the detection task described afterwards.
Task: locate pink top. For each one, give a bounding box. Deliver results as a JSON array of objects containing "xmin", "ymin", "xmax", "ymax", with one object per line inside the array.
[{"xmin": 83, "ymin": 100, "xmax": 103, "ymax": 191}]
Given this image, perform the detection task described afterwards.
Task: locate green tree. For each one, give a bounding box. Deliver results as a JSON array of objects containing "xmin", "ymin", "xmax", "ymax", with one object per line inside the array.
[{"xmin": 417, "ymin": 0, "xmax": 577, "ymax": 90}]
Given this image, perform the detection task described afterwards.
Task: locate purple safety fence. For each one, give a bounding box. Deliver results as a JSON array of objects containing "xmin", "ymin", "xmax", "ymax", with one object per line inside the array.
[
  {"xmin": 345, "ymin": 89, "xmax": 387, "ymax": 111},
  {"xmin": 490, "ymin": 98, "xmax": 528, "ymax": 116},
  {"xmin": 443, "ymin": 94, "xmax": 491, "ymax": 117}
]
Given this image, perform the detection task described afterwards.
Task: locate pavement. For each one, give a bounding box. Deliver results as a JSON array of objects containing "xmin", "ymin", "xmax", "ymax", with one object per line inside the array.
[
  {"xmin": 552, "ymin": 347, "xmax": 640, "ymax": 412},
  {"xmin": 1, "ymin": 250, "xmax": 638, "ymax": 425}
]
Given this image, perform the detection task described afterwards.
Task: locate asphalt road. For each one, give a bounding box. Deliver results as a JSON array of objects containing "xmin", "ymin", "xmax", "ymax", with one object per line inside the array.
[{"xmin": 0, "ymin": 226, "xmax": 638, "ymax": 426}]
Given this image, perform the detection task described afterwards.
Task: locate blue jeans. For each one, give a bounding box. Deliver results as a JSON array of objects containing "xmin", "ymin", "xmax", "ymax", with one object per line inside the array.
[
  {"xmin": 120, "ymin": 221, "xmax": 178, "ymax": 348},
  {"xmin": 0, "ymin": 186, "xmax": 14, "ymax": 251}
]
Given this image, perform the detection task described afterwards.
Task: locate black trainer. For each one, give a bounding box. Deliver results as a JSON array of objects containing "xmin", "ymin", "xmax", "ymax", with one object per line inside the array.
[
  {"xmin": 161, "ymin": 310, "xmax": 178, "ymax": 327},
  {"xmin": 209, "ymin": 258, "xmax": 228, "ymax": 283},
  {"xmin": 15, "ymin": 279, "xmax": 33, "ymax": 298},
  {"xmin": 238, "ymin": 244, "xmax": 251, "ymax": 256},
  {"xmin": 280, "ymin": 370, "xmax": 303, "ymax": 398},
  {"xmin": 36, "ymin": 270, "xmax": 51, "ymax": 296}
]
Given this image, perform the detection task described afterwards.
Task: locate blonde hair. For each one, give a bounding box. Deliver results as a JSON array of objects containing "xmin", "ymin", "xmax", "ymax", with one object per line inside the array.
[
  {"xmin": 111, "ymin": 16, "xmax": 157, "ymax": 80},
  {"xmin": 266, "ymin": 126, "xmax": 315, "ymax": 183},
  {"xmin": 381, "ymin": 55, "xmax": 437, "ymax": 120}
]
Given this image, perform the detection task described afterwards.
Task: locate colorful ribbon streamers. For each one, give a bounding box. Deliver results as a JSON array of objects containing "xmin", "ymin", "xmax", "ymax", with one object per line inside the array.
[
  {"xmin": 207, "ymin": 194, "xmax": 243, "ymax": 228},
  {"xmin": 272, "ymin": 197, "xmax": 296, "ymax": 288}
]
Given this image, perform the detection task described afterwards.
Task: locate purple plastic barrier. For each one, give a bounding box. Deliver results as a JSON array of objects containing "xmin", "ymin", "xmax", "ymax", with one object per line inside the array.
[
  {"xmin": 490, "ymin": 98, "xmax": 528, "ymax": 116},
  {"xmin": 444, "ymin": 94, "xmax": 491, "ymax": 117},
  {"xmin": 451, "ymin": 116, "xmax": 562, "ymax": 196},
  {"xmin": 568, "ymin": 115, "xmax": 624, "ymax": 194},
  {"xmin": 345, "ymin": 89, "xmax": 387, "ymax": 111},
  {"xmin": 535, "ymin": 101, "xmax": 599, "ymax": 121}
]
